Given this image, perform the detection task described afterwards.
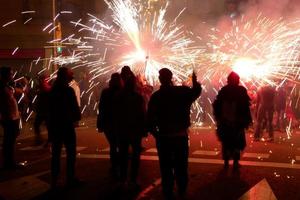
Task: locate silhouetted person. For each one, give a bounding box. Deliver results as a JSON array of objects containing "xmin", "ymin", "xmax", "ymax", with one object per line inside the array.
[
  {"xmin": 0, "ymin": 66, "xmax": 21, "ymax": 170},
  {"xmin": 33, "ymin": 74, "xmax": 51, "ymax": 146},
  {"xmin": 115, "ymin": 69, "xmax": 146, "ymax": 188},
  {"xmin": 254, "ymin": 85, "xmax": 276, "ymax": 141},
  {"xmin": 213, "ymin": 72, "xmax": 252, "ymax": 170},
  {"xmin": 147, "ymin": 68, "xmax": 201, "ymax": 199},
  {"xmin": 97, "ymin": 73, "xmax": 122, "ymax": 178},
  {"xmin": 48, "ymin": 67, "xmax": 81, "ymax": 188},
  {"xmin": 275, "ymin": 86, "xmax": 287, "ymax": 131}
]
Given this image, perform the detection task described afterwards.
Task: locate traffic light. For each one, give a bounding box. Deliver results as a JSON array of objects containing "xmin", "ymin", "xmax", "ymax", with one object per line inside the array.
[
  {"xmin": 55, "ymin": 22, "xmax": 62, "ymax": 55},
  {"xmin": 57, "ymin": 46, "xmax": 62, "ymax": 54}
]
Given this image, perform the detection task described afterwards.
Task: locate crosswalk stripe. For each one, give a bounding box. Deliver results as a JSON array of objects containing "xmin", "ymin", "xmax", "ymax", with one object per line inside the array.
[
  {"xmin": 77, "ymin": 153, "xmax": 300, "ymax": 169},
  {"xmin": 145, "ymin": 148, "xmax": 157, "ymax": 153},
  {"xmin": 101, "ymin": 147, "xmax": 110, "ymax": 152},
  {"xmin": 20, "ymin": 146, "xmax": 44, "ymax": 151},
  {"xmin": 243, "ymin": 153, "xmax": 270, "ymax": 159},
  {"xmin": 20, "ymin": 146, "xmax": 87, "ymax": 152},
  {"xmin": 193, "ymin": 150, "xmax": 220, "ymax": 156}
]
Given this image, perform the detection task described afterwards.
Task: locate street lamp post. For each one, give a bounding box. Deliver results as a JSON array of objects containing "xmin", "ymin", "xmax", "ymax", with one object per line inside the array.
[{"xmin": 52, "ymin": 0, "xmax": 58, "ymax": 71}]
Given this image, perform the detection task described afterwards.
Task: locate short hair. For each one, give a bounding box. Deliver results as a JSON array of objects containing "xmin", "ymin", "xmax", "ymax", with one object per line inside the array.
[
  {"xmin": 159, "ymin": 68, "xmax": 173, "ymax": 85},
  {"xmin": 109, "ymin": 73, "xmax": 122, "ymax": 88}
]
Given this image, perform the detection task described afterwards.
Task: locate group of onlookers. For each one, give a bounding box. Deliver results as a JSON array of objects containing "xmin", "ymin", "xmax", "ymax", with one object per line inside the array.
[
  {"xmin": 1, "ymin": 64, "xmax": 297, "ymax": 199},
  {"xmin": 97, "ymin": 66, "xmax": 202, "ymax": 198}
]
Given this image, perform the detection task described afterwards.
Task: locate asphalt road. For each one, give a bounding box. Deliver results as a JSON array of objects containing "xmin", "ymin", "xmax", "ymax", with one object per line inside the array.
[{"xmin": 0, "ymin": 118, "xmax": 300, "ymax": 200}]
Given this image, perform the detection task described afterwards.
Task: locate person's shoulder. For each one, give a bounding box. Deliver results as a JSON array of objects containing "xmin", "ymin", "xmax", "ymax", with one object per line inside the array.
[
  {"xmin": 101, "ymin": 87, "xmax": 110, "ymax": 94},
  {"xmin": 176, "ymin": 85, "xmax": 190, "ymax": 90},
  {"xmin": 237, "ymin": 85, "xmax": 248, "ymax": 92},
  {"xmin": 133, "ymin": 90, "xmax": 144, "ymax": 100},
  {"xmin": 171, "ymin": 85, "xmax": 190, "ymax": 94},
  {"xmin": 218, "ymin": 85, "xmax": 228, "ymax": 92},
  {"xmin": 150, "ymin": 90, "xmax": 160, "ymax": 99},
  {"xmin": 65, "ymin": 85, "xmax": 76, "ymax": 95}
]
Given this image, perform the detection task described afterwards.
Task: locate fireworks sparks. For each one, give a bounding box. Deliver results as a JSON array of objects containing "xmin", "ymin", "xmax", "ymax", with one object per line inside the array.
[
  {"xmin": 4, "ymin": 0, "xmax": 300, "ymax": 126},
  {"xmin": 205, "ymin": 15, "xmax": 300, "ymax": 88},
  {"xmin": 62, "ymin": 0, "xmax": 204, "ymax": 85}
]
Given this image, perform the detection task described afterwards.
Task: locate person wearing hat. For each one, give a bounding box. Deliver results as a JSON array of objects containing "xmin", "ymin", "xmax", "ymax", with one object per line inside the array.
[
  {"xmin": 147, "ymin": 68, "xmax": 201, "ymax": 199},
  {"xmin": 213, "ymin": 71, "xmax": 252, "ymax": 170}
]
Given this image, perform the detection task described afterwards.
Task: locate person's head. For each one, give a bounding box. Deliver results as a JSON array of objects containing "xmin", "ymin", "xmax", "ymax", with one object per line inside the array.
[
  {"xmin": 109, "ymin": 73, "xmax": 122, "ymax": 89},
  {"xmin": 56, "ymin": 67, "xmax": 73, "ymax": 85},
  {"xmin": 227, "ymin": 71, "xmax": 240, "ymax": 85},
  {"xmin": 159, "ymin": 68, "xmax": 173, "ymax": 86},
  {"xmin": 121, "ymin": 66, "xmax": 134, "ymax": 82},
  {"xmin": 0, "ymin": 66, "xmax": 13, "ymax": 83}
]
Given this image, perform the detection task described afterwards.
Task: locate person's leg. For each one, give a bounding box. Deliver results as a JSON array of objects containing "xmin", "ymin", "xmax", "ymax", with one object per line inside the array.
[
  {"xmin": 33, "ymin": 115, "xmax": 44, "ymax": 145},
  {"xmin": 65, "ymin": 127, "xmax": 77, "ymax": 183},
  {"xmin": 173, "ymin": 136, "xmax": 189, "ymax": 196},
  {"xmin": 254, "ymin": 107, "xmax": 264, "ymax": 140},
  {"xmin": 118, "ymin": 137, "xmax": 129, "ymax": 183},
  {"xmin": 51, "ymin": 138, "xmax": 63, "ymax": 188},
  {"xmin": 104, "ymin": 131, "xmax": 119, "ymax": 173},
  {"xmin": 233, "ymin": 148, "xmax": 241, "ymax": 170},
  {"xmin": 130, "ymin": 137, "xmax": 142, "ymax": 184},
  {"xmin": 222, "ymin": 145, "xmax": 230, "ymax": 168},
  {"xmin": 156, "ymin": 137, "xmax": 175, "ymax": 199},
  {"xmin": 267, "ymin": 109, "xmax": 274, "ymax": 140},
  {"xmin": 2, "ymin": 120, "xmax": 19, "ymax": 169}
]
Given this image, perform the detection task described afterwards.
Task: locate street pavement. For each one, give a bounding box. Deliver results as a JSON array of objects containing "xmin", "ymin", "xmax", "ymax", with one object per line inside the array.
[{"xmin": 0, "ymin": 118, "xmax": 300, "ymax": 200}]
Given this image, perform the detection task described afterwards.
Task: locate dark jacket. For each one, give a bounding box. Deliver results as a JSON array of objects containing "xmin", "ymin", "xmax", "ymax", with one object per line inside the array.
[
  {"xmin": 35, "ymin": 84, "xmax": 51, "ymax": 118},
  {"xmin": 147, "ymin": 83, "xmax": 201, "ymax": 137},
  {"xmin": 115, "ymin": 88, "xmax": 146, "ymax": 138},
  {"xmin": 213, "ymin": 84, "xmax": 252, "ymax": 149},
  {"xmin": 48, "ymin": 83, "xmax": 81, "ymax": 128},
  {"xmin": 97, "ymin": 87, "xmax": 119, "ymax": 132},
  {"xmin": 213, "ymin": 84, "xmax": 252, "ymax": 128}
]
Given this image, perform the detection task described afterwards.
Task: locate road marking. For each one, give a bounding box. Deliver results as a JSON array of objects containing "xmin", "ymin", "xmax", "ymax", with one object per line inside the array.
[
  {"xmin": 243, "ymin": 153, "xmax": 270, "ymax": 159},
  {"xmin": 0, "ymin": 176, "xmax": 50, "ymax": 200},
  {"xmin": 239, "ymin": 179, "xmax": 277, "ymax": 200},
  {"xmin": 77, "ymin": 154, "xmax": 110, "ymax": 159},
  {"xmin": 77, "ymin": 153, "xmax": 300, "ymax": 169},
  {"xmin": 101, "ymin": 147, "xmax": 110, "ymax": 152},
  {"xmin": 20, "ymin": 146, "xmax": 87, "ymax": 152},
  {"xmin": 136, "ymin": 178, "xmax": 161, "ymax": 200},
  {"xmin": 75, "ymin": 146, "xmax": 88, "ymax": 151},
  {"xmin": 20, "ymin": 146, "xmax": 45, "ymax": 151},
  {"xmin": 146, "ymin": 148, "xmax": 157, "ymax": 153},
  {"xmin": 32, "ymin": 170, "xmax": 51, "ymax": 177},
  {"xmin": 193, "ymin": 150, "xmax": 220, "ymax": 156}
]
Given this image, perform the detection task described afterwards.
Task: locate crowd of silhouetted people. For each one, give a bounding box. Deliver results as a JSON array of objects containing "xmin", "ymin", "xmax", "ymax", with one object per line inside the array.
[{"xmin": 0, "ymin": 64, "xmax": 298, "ymax": 199}]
